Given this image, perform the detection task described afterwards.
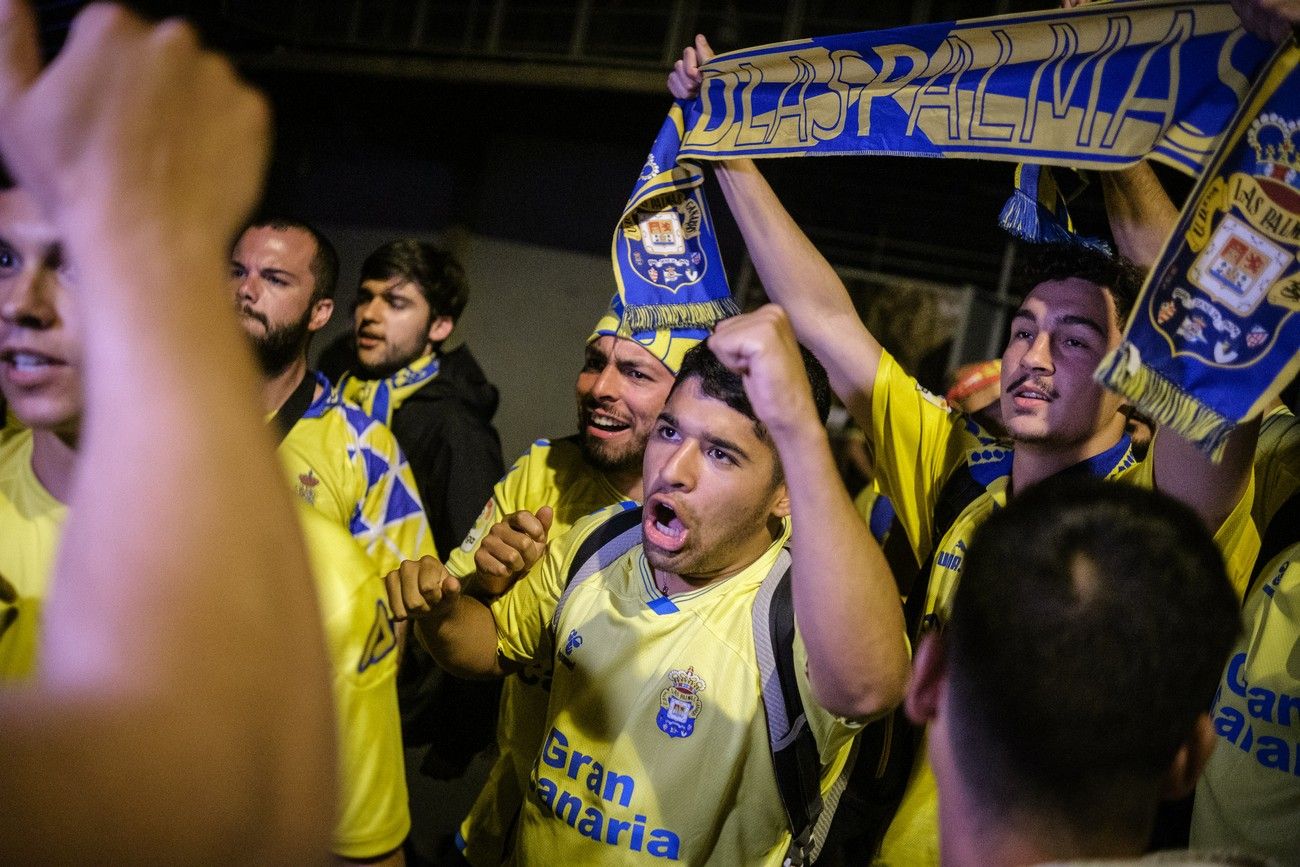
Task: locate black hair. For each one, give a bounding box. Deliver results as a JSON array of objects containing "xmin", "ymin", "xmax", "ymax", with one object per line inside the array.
[
  {"xmin": 360, "ymin": 239, "xmax": 468, "ymax": 324},
  {"xmin": 244, "ymin": 217, "xmax": 339, "ymax": 303},
  {"xmin": 1012, "ymin": 242, "xmax": 1145, "ymax": 325},
  {"xmin": 671, "ymin": 339, "xmax": 833, "ymax": 442},
  {"xmin": 945, "ymin": 476, "xmax": 1240, "ymax": 839}
]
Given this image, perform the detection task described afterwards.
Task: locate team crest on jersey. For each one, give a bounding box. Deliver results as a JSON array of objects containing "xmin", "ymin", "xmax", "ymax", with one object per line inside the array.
[
  {"xmin": 459, "ymin": 500, "xmax": 496, "ymax": 553},
  {"xmin": 358, "ymin": 599, "xmax": 398, "ymax": 673},
  {"xmin": 297, "ymin": 469, "xmax": 320, "ymax": 506},
  {"xmin": 557, "ymin": 628, "xmax": 584, "ymax": 669},
  {"xmin": 657, "ymin": 666, "xmax": 705, "ymax": 739}
]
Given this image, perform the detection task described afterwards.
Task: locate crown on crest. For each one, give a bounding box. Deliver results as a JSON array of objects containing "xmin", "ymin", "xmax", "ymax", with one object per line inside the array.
[
  {"xmin": 1248, "ymin": 113, "xmax": 1300, "ymax": 177},
  {"xmin": 667, "ymin": 667, "xmax": 706, "ymax": 695}
]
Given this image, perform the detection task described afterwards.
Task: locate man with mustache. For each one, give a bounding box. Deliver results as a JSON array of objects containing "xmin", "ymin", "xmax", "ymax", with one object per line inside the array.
[
  {"xmin": 437, "ymin": 294, "xmax": 706, "ymax": 865},
  {"xmin": 389, "ymin": 306, "xmax": 910, "ymax": 865},
  {"xmin": 230, "ymin": 220, "xmax": 436, "ymax": 577},
  {"xmin": 670, "ymin": 34, "xmax": 1261, "ymax": 865}
]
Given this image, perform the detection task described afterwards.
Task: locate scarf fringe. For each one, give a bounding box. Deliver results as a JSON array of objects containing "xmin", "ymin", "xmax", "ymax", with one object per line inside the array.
[
  {"xmin": 622, "ymin": 298, "xmax": 739, "ymax": 334},
  {"xmin": 1096, "ymin": 343, "xmax": 1234, "ymax": 462}
]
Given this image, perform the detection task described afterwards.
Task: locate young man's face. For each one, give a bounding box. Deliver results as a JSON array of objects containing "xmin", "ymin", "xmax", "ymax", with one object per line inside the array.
[
  {"xmin": 575, "ymin": 335, "xmax": 675, "ymax": 478},
  {"xmin": 1000, "ymin": 278, "xmax": 1126, "ymax": 452},
  {"xmin": 641, "ymin": 376, "xmax": 788, "ymax": 581},
  {"xmin": 229, "ymin": 225, "xmax": 332, "ymax": 376},
  {"xmin": 0, "ymin": 188, "xmax": 83, "ymax": 436},
  {"xmin": 353, "ymin": 278, "xmax": 446, "ymax": 378}
]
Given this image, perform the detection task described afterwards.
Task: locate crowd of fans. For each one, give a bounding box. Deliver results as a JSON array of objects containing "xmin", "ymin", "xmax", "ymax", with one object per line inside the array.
[{"xmin": 0, "ymin": 0, "xmax": 1297, "ymax": 864}]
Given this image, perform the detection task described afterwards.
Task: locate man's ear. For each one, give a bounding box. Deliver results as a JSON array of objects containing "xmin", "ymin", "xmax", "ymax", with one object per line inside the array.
[
  {"xmin": 770, "ymin": 482, "xmax": 790, "ymax": 520},
  {"xmin": 1160, "ymin": 712, "xmax": 1217, "ymax": 799},
  {"xmin": 307, "ymin": 297, "xmax": 334, "ymax": 333},
  {"xmin": 905, "ymin": 631, "xmax": 948, "ymax": 725},
  {"xmin": 427, "ymin": 314, "xmax": 454, "ymax": 344}
]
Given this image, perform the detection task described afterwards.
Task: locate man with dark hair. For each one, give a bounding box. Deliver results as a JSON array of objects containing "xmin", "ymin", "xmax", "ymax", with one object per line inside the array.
[
  {"xmin": 334, "ymin": 239, "xmax": 503, "ymax": 866},
  {"xmin": 387, "ymin": 305, "xmax": 909, "ymax": 865},
  {"xmin": 908, "ymin": 477, "xmax": 1241, "ymax": 865},
  {"xmin": 229, "ymin": 221, "xmax": 435, "ymax": 578},
  {"xmin": 340, "ymin": 239, "xmax": 503, "ymax": 559},
  {"xmin": 670, "ymin": 36, "xmax": 1259, "ymax": 864},
  {"xmin": 441, "ymin": 293, "xmax": 708, "ymax": 866}
]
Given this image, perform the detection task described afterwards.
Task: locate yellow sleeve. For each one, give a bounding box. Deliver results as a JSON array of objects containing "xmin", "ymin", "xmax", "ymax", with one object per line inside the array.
[
  {"xmin": 1253, "ymin": 407, "xmax": 1300, "ymax": 534},
  {"xmin": 490, "ymin": 507, "xmax": 616, "ymax": 667},
  {"xmin": 301, "ymin": 510, "xmax": 409, "ymax": 860},
  {"xmin": 1125, "ymin": 455, "xmax": 1260, "ymax": 601},
  {"xmin": 444, "ymin": 447, "xmax": 534, "ymax": 579},
  {"xmin": 867, "ymin": 351, "xmax": 969, "ymax": 563}
]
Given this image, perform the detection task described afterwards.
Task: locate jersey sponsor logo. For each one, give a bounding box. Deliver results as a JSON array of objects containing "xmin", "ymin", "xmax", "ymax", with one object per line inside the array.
[
  {"xmin": 535, "ymin": 726, "xmax": 682, "ymax": 860},
  {"xmin": 1212, "ymin": 649, "xmax": 1300, "ymax": 777},
  {"xmin": 358, "ymin": 598, "xmax": 398, "ymax": 673},
  {"xmin": 656, "ymin": 667, "xmax": 705, "ymax": 739},
  {"xmin": 558, "ymin": 628, "xmax": 584, "ymax": 670},
  {"xmin": 297, "ymin": 468, "xmax": 320, "ymax": 506},
  {"xmin": 936, "ymin": 539, "xmax": 967, "ymax": 573},
  {"xmin": 459, "ymin": 500, "xmax": 496, "ymax": 553}
]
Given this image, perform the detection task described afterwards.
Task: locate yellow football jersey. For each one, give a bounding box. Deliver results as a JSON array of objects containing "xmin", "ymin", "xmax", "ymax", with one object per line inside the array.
[
  {"xmin": 491, "ymin": 505, "xmax": 861, "ymax": 865},
  {"xmin": 1253, "ymin": 404, "xmax": 1300, "ymax": 541},
  {"xmin": 1191, "ymin": 542, "xmax": 1300, "ymax": 864},
  {"xmin": 869, "ymin": 353, "xmax": 1259, "ymax": 867},
  {"xmin": 0, "ymin": 430, "xmax": 408, "ymax": 858},
  {"xmin": 279, "ymin": 375, "xmax": 437, "ymax": 575},
  {"xmin": 299, "ymin": 508, "xmax": 409, "ymax": 860},
  {"xmin": 0, "ymin": 430, "xmax": 63, "ymax": 681},
  {"xmin": 446, "ymin": 436, "xmax": 632, "ymax": 866}
]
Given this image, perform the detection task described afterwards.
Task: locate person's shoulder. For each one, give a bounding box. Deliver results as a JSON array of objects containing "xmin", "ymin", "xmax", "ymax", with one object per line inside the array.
[{"xmin": 551, "ymin": 502, "xmax": 641, "ymax": 564}]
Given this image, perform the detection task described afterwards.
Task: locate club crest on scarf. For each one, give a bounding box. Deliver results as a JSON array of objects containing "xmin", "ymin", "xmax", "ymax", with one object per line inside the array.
[
  {"xmin": 612, "ymin": 102, "xmax": 738, "ymax": 334},
  {"xmin": 1098, "ymin": 42, "xmax": 1300, "ymax": 459}
]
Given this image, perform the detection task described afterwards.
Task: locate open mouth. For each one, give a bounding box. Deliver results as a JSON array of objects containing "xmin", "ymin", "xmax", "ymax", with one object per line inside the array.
[
  {"xmin": 586, "ymin": 409, "xmax": 631, "ymax": 438},
  {"xmin": 2, "ymin": 349, "xmax": 62, "ymax": 372},
  {"xmin": 0, "ymin": 349, "xmax": 66, "ymax": 385},
  {"xmin": 643, "ymin": 498, "xmax": 688, "ymax": 552}
]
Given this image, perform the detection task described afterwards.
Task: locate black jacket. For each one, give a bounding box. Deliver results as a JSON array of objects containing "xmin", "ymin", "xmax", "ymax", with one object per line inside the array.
[
  {"xmin": 390, "ymin": 344, "xmax": 504, "ymax": 558},
  {"xmin": 389, "ymin": 344, "xmax": 505, "ymax": 772}
]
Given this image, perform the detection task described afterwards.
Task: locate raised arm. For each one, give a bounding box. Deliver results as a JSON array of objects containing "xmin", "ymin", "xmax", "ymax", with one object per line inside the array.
[
  {"xmin": 709, "ymin": 307, "xmax": 909, "ymax": 719},
  {"xmin": 0, "ymin": 1, "xmax": 333, "ymax": 861},
  {"xmin": 1154, "ymin": 417, "xmax": 1260, "ymax": 540},
  {"xmin": 670, "ymin": 36, "xmax": 885, "ymax": 427},
  {"xmin": 1099, "ymin": 162, "xmax": 1180, "ymax": 269}
]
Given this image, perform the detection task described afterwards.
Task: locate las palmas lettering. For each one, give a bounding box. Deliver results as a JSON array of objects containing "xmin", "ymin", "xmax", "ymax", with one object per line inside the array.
[
  {"xmin": 680, "ymin": 2, "xmax": 1265, "ymax": 173},
  {"xmin": 532, "ymin": 727, "xmax": 682, "ymax": 860}
]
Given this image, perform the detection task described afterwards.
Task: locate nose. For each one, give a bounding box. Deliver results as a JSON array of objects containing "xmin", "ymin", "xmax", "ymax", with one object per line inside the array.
[
  {"xmin": 656, "ymin": 439, "xmax": 698, "ymax": 491},
  {"xmin": 590, "ymin": 362, "xmax": 621, "ymax": 404},
  {"xmin": 1020, "ymin": 331, "xmax": 1054, "ymax": 373},
  {"xmin": 356, "ymin": 298, "xmax": 380, "ymax": 327},
  {"xmin": 236, "ymin": 273, "xmax": 259, "ymax": 304},
  {"xmin": 0, "ymin": 265, "xmax": 57, "ymax": 329}
]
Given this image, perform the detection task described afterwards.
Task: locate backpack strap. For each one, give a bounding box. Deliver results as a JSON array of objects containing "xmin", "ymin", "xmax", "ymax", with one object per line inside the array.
[
  {"xmin": 752, "ymin": 549, "xmax": 829, "ymax": 866},
  {"xmin": 551, "ymin": 503, "xmax": 643, "ymax": 632}
]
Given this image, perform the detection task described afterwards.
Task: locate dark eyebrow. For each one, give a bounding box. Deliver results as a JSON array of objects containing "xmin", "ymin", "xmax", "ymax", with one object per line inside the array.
[
  {"xmin": 657, "ymin": 411, "xmax": 753, "ymax": 463},
  {"xmin": 1059, "ymin": 314, "xmax": 1108, "ymax": 339},
  {"xmin": 704, "ymin": 434, "xmax": 752, "ymax": 464},
  {"xmin": 1011, "ymin": 309, "xmax": 1107, "ymax": 340}
]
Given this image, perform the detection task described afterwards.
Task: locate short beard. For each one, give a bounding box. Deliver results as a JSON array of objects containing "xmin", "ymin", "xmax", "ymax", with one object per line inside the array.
[
  {"xmin": 245, "ymin": 307, "xmax": 312, "ymax": 377},
  {"xmin": 577, "ymin": 410, "xmax": 647, "ymax": 477}
]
